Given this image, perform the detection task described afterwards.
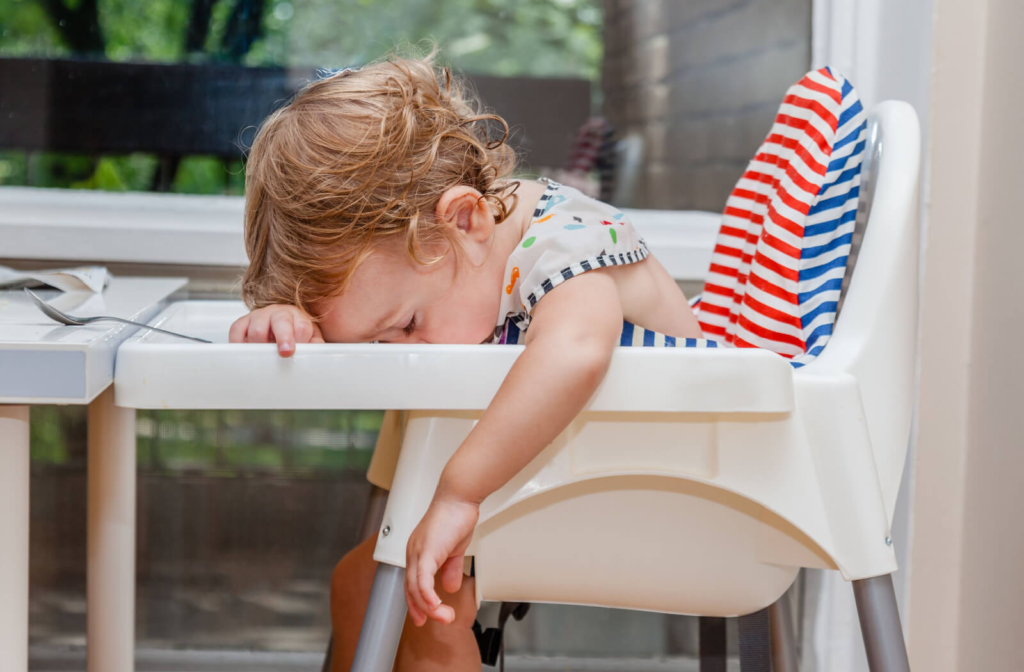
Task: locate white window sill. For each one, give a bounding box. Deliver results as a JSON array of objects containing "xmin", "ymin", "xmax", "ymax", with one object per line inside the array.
[{"xmin": 0, "ymin": 187, "xmax": 718, "ymax": 281}]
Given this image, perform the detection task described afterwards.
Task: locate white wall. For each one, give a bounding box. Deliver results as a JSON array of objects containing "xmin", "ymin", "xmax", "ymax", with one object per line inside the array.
[
  {"xmin": 911, "ymin": 0, "xmax": 1024, "ymax": 669},
  {"xmin": 903, "ymin": 0, "xmax": 987, "ymax": 668},
  {"xmin": 955, "ymin": 1, "xmax": 1024, "ymax": 665}
]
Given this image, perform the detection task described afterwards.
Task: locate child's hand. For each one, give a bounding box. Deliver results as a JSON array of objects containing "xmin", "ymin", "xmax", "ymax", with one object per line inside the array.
[
  {"xmin": 228, "ymin": 304, "xmax": 325, "ymax": 357},
  {"xmin": 404, "ymin": 495, "xmax": 479, "ymax": 626}
]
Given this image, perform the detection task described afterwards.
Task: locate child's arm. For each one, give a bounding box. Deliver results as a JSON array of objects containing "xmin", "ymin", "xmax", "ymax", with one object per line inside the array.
[
  {"xmin": 228, "ymin": 304, "xmax": 324, "ymax": 356},
  {"xmin": 404, "ymin": 270, "xmax": 624, "ymax": 626}
]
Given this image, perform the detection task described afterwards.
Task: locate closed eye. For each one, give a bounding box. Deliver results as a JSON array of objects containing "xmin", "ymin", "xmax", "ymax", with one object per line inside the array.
[{"xmin": 402, "ymin": 315, "xmax": 417, "ymax": 337}]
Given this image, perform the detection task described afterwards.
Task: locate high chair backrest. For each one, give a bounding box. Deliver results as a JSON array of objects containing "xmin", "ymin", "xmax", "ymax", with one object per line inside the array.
[
  {"xmin": 812, "ymin": 100, "xmax": 921, "ymax": 520},
  {"xmin": 696, "ymin": 68, "xmax": 867, "ymax": 366}
]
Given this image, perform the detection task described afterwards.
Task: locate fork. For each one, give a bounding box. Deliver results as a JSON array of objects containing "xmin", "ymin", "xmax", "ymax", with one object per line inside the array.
[{"xmin": 24, "ymin": 288, "xmax": 211, "ymax": 343}]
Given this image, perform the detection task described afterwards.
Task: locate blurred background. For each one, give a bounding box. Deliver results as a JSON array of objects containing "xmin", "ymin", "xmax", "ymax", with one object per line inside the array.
[{"xmin": 0, "ymin": 0, "xmax": 813, "ymax": 668}]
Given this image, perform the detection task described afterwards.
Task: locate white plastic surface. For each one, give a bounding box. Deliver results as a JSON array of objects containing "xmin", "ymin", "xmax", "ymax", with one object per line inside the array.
[
  {"xmin": 800, "ymin": 101, "xmax": 922, "ymax": 521},
  {"xmin": 114, "ymin": 301, "xmax": 794, "ymax": 413},
  {"xmin": 0, "ymin": 276, "xmax": 186, "ymax": 404}
]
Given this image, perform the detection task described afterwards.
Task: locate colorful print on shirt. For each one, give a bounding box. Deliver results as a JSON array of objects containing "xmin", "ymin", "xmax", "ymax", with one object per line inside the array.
[{"xmin": 492, "ymin": 180, "xmax": 650, "ymax": 342}]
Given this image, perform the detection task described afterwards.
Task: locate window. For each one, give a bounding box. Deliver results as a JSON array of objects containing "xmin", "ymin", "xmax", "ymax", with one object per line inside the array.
[{"xmin": 0, "ymin": 0, "xmax": 602, "ymax": 194}]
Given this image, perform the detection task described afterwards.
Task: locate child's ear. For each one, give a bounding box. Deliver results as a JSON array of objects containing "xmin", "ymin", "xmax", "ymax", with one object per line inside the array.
[{"xmin": 436, "ymin": 186, "xmax": 494, "ymax": 242}]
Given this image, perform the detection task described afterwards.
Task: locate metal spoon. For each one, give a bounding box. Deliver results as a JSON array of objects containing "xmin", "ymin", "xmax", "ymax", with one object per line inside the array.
[{"xmin": 24, "ymin": 288, "xmax": 211, "ymax": 343}]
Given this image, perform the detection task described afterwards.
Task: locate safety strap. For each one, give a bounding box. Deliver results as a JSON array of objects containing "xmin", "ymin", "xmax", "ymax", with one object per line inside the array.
[
  {"xmin": 475, "ymin": 604, "xmax": 772, "ymax": 671},
  {"xmin": 700, "ymin": 616, "xmax": 728, "ymax": 672},
  {"xmin": 474, "ymin": 602, "xmax": 531, "ymax": 670},
  {"xmin": 700, "ymin": 612, "xmax": 774, "ymax": 672},
  {"xmin": 738, "ymin": 608, "xmax": 772, "ymax": 672}
]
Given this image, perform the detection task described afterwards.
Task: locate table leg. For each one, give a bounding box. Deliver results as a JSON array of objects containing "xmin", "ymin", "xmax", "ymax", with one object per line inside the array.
[
  {"xmin": 87, "ymin": 387, "xmax": 136, "ymax": 672},
  {"xmin": 0, "ymin": 405, "xmax": 30, "ymax": 672}
]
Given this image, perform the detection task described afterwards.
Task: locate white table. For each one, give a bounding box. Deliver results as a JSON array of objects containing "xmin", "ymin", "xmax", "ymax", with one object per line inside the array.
[{"xmin": 0, "ymin": 276, "xmax": 186, "ymax": 672}]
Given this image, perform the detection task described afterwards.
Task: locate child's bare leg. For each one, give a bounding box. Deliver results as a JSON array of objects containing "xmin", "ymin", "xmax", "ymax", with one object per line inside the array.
[{"xmin": 330, "ymin": 536, "xmax": 481, "ymax": 672}]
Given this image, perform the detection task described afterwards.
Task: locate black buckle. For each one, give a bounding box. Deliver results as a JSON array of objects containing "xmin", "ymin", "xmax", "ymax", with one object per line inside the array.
[
  {"xmin": 474, "ymin": 602, "xmax": 532, "ymax": 668},
  {"xmin": 474, "ymin": 621, "xmax": 504, "ymax": 666}
]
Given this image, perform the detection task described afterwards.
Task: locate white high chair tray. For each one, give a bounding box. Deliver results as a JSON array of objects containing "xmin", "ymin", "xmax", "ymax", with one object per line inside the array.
[
  {"xmin": 114, "ymin": 300, "xmax": 794, "ymax": 413},
  {"xmin": 0, "ymin": 276, "xmax": 186, "ymax": 404}
]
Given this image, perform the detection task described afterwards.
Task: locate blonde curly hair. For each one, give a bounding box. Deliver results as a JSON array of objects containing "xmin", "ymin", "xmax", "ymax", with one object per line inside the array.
[{"xmin": 241, "ymin": 52, "xmax": 519, "ymax": 316}]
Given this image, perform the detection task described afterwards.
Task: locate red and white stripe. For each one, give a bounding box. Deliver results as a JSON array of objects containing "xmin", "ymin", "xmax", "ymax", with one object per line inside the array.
[{"xmin": 697, "ymin": 68, "xmax": 848, "ymax": 358}]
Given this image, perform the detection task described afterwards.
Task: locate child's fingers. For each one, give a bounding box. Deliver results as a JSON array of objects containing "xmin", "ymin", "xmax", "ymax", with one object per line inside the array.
[
  {"xmin": 310, "ymin": 324, "xmax": 325, "ymax": 344},
  {"xmin": 270, "ymin": 313, "xmax": 296, "ymax": 357},
  {"xmin": 405, "ymin": 588, "xmax": 428, "ymax": 627},
  {"xmin": 426, "ymin": 603, "xmax": 455, "ymax": 625},
  {"xmin": 418, "ymin": 562, "xmax": 443, "ymax": 613},
  {"xmin": 228, "ymin": 316, "xmax": 250, "ymax": 343},
  {"xmin": 405, "ymin": 552, "xmax": 437, "ymax": 621},
  {"xmin": 293, "ymin": 318, "xmax": 316, "ymax": 344},
  {"xmin": 439, "ymin": 555, "xmax": 464, "ymax": 595},
  {"xmin": 244, "ymin": 313, "xmax": 272, "ymax": 343}
]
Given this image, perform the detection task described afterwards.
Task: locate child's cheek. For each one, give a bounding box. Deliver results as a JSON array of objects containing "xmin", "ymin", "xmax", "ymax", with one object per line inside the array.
[{"xmin": 441, "ymin": 311, "xmax": 496, "ymax": 345}]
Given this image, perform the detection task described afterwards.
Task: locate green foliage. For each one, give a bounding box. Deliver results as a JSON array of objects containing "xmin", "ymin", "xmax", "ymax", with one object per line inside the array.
[
  {"xmin": 30, "ymin": 404, "xmax": 382, "ymax": 474},
  {"xmin": 72, "ymin": 154, "xmax": 159, "ymax": 191},
  {"xmin": 100, "ymin": 0, "xmax": 192, "ymax": 62},
  {"xmin": 273, "ymin": 0, "xmax": 602, "ymax": 79},
  {"xmin": 132, "ymin": 408, "xmax": 384, "ymax": 475},
  {"xmin": 0, "ymin": 0, "xmax": 68, "ymax": 57},
  {"xmin": 29, "ymin": 406, "xmax": 67, "ymax": 463},
  {"xmin": 173, "ymin": 156, "xmax": 245, "ymax": 194},
  {"xmin": 0, "ymin": 150, "xmax": 28, "ymax": 184}
]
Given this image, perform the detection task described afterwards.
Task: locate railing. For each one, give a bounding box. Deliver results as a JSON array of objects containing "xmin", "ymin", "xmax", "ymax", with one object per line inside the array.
[{"xmin": 0, "ymin": 57, "xmax": 592, "ymax": 187}]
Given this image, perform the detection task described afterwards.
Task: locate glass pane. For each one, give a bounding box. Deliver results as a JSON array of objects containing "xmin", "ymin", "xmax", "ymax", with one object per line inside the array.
[
  {"xmin": 0, "ymin": 0, "xmax": 602, "ymax": 194},
  {"xmin": 31, "ymin": 405, "xmax": 382, "ymax": 651}
]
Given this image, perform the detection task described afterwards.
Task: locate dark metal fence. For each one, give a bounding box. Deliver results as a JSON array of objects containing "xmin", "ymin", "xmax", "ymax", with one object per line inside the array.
[{"xmin": 0, "ymin": 57, "xmax": 591, "ymax": 184}]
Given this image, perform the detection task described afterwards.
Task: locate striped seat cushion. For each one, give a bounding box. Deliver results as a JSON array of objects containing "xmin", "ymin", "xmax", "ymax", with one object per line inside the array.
[
  {"xmin": 499, "ymin": 319, "xmax": 720, "ymax": 349},
  {"xmin": 695, "ymin": 68, "xmax": 867, "ymax": 367}
]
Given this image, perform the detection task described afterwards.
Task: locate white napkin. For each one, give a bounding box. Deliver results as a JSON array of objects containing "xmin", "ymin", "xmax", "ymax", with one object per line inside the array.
[{"xmin": 0, "ymin": 265, "xmax": 110, "ymax": 293}]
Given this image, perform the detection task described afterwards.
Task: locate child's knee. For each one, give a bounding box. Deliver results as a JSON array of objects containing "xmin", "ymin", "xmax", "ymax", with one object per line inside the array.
[
  {"xmin": 329, "ymin": 538, "xmax": 380, "ymax": 672},
  {"xmin": 438, "ymin": 575, "xmax": 478, "ymax": 629},
  {"xmin": 335, "ymin": 536, "xmax": 375, "ymax": 580},
  {"xmin": 330, "ymin": 537, "xmax": 377, "ymax": 618}
]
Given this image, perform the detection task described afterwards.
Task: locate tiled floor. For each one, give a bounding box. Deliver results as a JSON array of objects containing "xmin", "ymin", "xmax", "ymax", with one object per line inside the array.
[
  {"xmin": 33, "ymin": 583, "xmax": 706, "ymax": 658},
  {"xmin": 31, "ymin": 581, "xmax": 332, "ymax": 652},
  {"xmin": 29, "ymin": 647, "xmax": 740, "ymax": 672}
]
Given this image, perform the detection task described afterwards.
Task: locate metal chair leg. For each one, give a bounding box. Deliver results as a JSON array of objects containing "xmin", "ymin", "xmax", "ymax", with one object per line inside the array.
[
  {"xmin": 770, "ymin": 593, "xmax": 800, "ymax": 672},
  {"xmin": 853, "ymin": 574, "xmax": 911, "ymax": 672},
  {"xmin": 351, "ymin": 564, "xmax": 408, "ymax": 672}
]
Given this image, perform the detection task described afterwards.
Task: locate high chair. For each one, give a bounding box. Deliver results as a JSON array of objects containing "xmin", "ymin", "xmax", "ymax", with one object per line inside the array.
[
  {"xmin": 113, "ymin": 71, "xmax": 919, "ymax": 672},
  {"xmin": 347, "ymin": 80, "xmax": 921, "ymax": 671}
]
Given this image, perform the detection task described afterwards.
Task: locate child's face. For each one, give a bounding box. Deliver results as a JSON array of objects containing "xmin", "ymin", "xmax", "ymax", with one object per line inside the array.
[
  {"xmin": 314, "ymin": 241, "xmax": 500, "ymax": 345},
  {"xmin": 312, "ymin": 188, "xmax": 506, "ymax": 345}
]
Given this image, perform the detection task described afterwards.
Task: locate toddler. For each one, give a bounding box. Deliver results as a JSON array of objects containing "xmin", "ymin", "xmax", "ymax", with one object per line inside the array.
[{"xmin": 230, "ymin": 53, "xmax": 703, "ymax": 671}]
